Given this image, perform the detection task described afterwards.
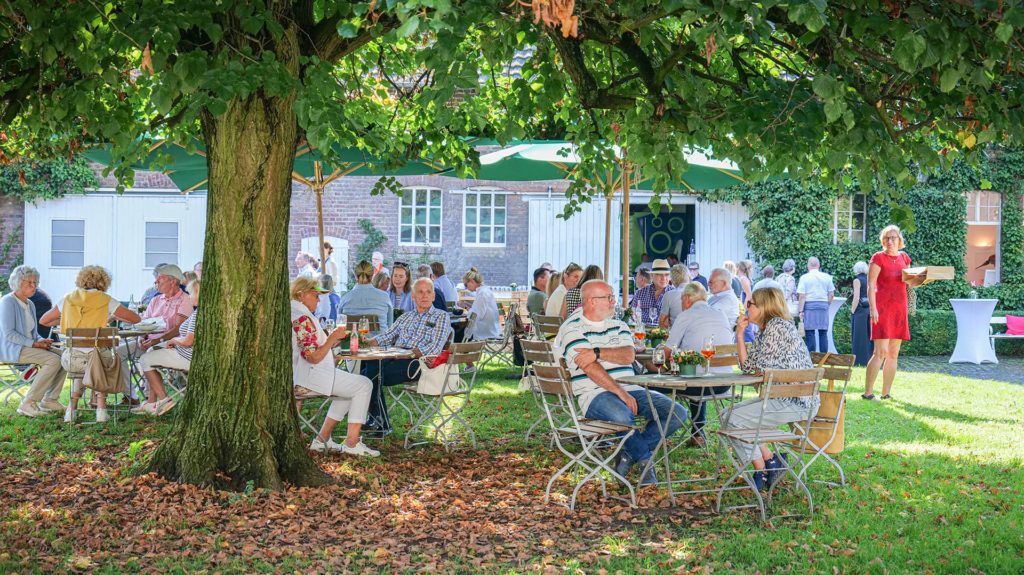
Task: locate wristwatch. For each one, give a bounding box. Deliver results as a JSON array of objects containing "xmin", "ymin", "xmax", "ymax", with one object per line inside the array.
[{"xmin": 593, "ymin": 347, "xmax": 601, "ymax": 360}]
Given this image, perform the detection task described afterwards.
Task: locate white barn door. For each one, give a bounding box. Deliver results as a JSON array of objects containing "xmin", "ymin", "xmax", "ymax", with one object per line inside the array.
[{"xmin": 526, "ymin": 196, "xmax": 622, "ymax": 292}]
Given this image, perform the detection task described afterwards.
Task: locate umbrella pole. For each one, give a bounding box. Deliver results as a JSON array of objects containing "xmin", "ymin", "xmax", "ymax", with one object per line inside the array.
[
  {"xmin": 604, "ymin": 188, "xmax": 612, "ymax": 279},
  {"xmin": 314, "ymin": 162, "xmax": 327, "ymax": 271},
  {"xmin": 621, "ymin": 162, "xmax": 631, "ymax": 307}
]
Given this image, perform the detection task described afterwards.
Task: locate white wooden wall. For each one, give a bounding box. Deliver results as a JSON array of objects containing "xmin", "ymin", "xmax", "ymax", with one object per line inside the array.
[
  {"xmin": 24, "ymin": 193, "xmax": 208, "ymax": 302},
  {"xmin": 525, "ymin": 196, "xmax": 622, "ymax": 291},
  {"xmin": 526, "ymin": 195, "xmax": 750, "ymax": 291},
  {"xmin": 694, "ymin": 200, "xmax": 753, "ymax": 269}
]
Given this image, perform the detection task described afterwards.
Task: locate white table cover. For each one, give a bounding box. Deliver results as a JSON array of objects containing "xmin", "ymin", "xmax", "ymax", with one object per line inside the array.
[
  {"xmin": 826, "ymin": 296, "xmax": 847, "ymax": 354},
  {"xmin": 949, "ymin": 299, "xmax": 999, "ymax": 364}
]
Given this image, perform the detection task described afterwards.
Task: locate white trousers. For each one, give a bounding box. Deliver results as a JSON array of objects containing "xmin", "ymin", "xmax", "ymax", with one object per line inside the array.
[
  {"xmin": 322, "ymin": 369, "xmax": 373, "ymax": 425},
  {"xmin": 138, "ymin": 348, "xmax": 191, "ymax": 372}
]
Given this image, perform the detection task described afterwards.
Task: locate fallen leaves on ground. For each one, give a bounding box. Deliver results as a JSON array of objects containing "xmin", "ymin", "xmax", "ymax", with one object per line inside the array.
[{"xmin": 0, "ymin": 441, "xmax": 712, "ymax": 573}]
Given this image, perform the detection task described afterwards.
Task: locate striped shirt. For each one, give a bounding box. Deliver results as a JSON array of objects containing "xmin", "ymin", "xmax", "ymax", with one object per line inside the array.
[
  {"xmin": 175, "ymin": 309, "xmax": 198, "ymax": 361},
  {"xmin": 554, "ymin": 309, "xmax": 641, "ymax": 415}
]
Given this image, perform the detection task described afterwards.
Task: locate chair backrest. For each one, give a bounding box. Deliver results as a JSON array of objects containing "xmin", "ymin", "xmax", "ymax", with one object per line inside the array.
[
  {"xmin": 809, "ymin": 352, "xmax": 855, "ymax": 392},
  {"xmin": 761, "ymin": 368, "xmax": 824, "ymax": 400},
  {"xmin": 344, "ymin": 313, "xmax": 380, "ymax": 333},
  {"xmin": 531, "ymin": 363, "xmax": 574, "ymax": 396},
  {"xmin": 64, "ymin": 327, "xmax": 119, "ymax": 349},
  {"xmin": 709, "ymin": 343, "xmax": 739, "ymax": 368},
  {"xmin": 447, "ymin": 340, "xmax": 485, "ymax": 365},
  {"xmin": 521, "ymin": 339, "xmax": 556, "ymax": 364},
  {"xmin": 532, "ymin": 314, "xmax": 563, "ymax": 338}
]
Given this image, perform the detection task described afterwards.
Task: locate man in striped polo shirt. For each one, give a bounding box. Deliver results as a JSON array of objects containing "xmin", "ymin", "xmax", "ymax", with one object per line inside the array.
[{"xmin": 555, "ymin": 280, "xmax": 688, "ymax": 484}]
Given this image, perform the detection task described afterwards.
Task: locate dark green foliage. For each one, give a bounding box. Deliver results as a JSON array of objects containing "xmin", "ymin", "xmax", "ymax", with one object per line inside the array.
[
  {"xmin": 833, "ymin": 305, "xmax": 1024, "ymax": 357},
  {"xmin": 355, "ymin": 218, "xmax": 387, "ymax": 265},
  {"xmin": 0, "ymin": 157, "xmax": 96, "ymax": 202}
]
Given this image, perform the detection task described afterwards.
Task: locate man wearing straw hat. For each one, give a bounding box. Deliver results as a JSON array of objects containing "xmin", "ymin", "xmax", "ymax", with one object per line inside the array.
[{"xmin": 629, "ymin": 258, "xmax": 674, "ymax": 327}]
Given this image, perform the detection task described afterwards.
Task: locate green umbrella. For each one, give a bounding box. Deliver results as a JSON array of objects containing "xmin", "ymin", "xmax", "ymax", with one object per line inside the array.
[{"xmin": 473, "ymin": 142, "xmax": 746, "ymax": 303}]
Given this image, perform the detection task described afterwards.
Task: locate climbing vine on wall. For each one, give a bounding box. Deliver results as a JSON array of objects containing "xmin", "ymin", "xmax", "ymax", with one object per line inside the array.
[{"xmin": 0, "ymin": 157, "xmax": 96, "ymax": 202}]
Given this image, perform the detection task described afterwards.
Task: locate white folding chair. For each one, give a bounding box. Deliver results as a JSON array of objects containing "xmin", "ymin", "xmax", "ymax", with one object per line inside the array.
[
  {"xmin": 402, "ymin": 341, "xmax": 485, "ymax": 451},
  {"xmin": 714, "ymin": 368, "xmax": 823, "ymax": 523},
  {"xmin": 0, "ymin": 362, "xmax": 33, "ymax": 405},
  {"xmin": 477, "ymin": 303, "xmax": 518, "ymax": 369},
  {"xmin": 520, "ymin": 339, "xmax": 570, "ymax": 445},
  {"xmin": 294, "ymin": 386, "xmax": 332, "ymax": 437},
  {"xmin": 681, "ymin": 344, "xmax": 743, "ymax": 453},
  {"xmin": 532, "ymin": 363, "xmax": 638, "ymax": 510}
]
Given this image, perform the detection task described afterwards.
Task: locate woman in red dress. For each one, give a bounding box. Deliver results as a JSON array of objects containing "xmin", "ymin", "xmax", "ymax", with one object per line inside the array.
[{"xmin": 864, "ymin": 225, "xmax": 924, "ymax": 400}]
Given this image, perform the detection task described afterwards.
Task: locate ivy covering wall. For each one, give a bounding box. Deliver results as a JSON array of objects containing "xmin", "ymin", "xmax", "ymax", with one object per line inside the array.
[
  {"xmin": 0, "ymin": 157, "xmax": 96, "ymax": 202},
  {"xmin": 706, "ymin": 146, "xmax": 1024, "ymax": 312}
]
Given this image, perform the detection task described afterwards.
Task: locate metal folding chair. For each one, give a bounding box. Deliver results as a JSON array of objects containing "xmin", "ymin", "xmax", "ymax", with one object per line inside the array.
[
  {"xmin": 477, "ymin": 303, "xmax": 518, "ymax": 369},
  {"xmin": 402, "ymin": 341, "xmax": 484, "ymax": 451},
  {"xmin": 294, "ymin": 386, "xmax": 332, "ymax": 437},
  {"xmin": 520, "ymin": 339, "xmax": 572, "ymax": 444},
  {"xmin": 530, "ymin": 314, "xmax": 563, "ymax": 340},
  {"xmin": 791, "ymin": 352, "xmax": 853, "ymax": 487},
  {"xmin": 714, "ymin": 368, "xmax": 823, "ymax": 523},
  {"xmin": 63, "ymin": 328, "xmax": 128, "ymax": 424},
  {"xmin": 0, "ymin": 362, "xmax": 33, "ymax": 404},
  {"xmin": 681, "ymin": 343, "xmax": 743, "ymax": 453},
  {"xmin": 532, "ymin": 363, "xmax": 638, "ymax": 510}
]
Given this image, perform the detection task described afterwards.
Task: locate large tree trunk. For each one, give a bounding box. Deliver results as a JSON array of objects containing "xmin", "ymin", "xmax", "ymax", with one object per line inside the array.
[{"xmin": 148, "ymin": 27, "xmax": 330, "ymax": 490}]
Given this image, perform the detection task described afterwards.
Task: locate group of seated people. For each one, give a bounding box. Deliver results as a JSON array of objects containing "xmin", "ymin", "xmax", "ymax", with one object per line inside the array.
[
  {"xmin": 548, "ymin": 273, "xmax": 819, "ymax": 490},
  {"xmin": 5, "ymin": 262, "xmax": 200, "ymax": 423}
]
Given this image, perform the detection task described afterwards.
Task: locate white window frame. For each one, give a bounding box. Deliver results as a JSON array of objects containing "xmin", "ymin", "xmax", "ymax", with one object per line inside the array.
[
  {"xmin": 965, "ymin": 190, "xmax": 1002, "ymax": 224},
  {"xmin": 144, "ymin": 221, "xmax": 181, "ymax": 269},
  {"xmin": 50, "ymin": 219, "xmax": 85, "ymax": 269},
  {"xmin": 398, "ymin": 187, "xmax": 443, "ymax": 247},
  {"xmin": 462, "ymin": 187, "xmax": 509, "ymax": 247},
  {"xmin": 832, "ymin": 193, "xmax": 867, "ymax": 243}
]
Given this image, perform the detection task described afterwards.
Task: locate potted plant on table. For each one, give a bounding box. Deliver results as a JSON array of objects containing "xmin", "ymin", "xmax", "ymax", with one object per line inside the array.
[
  {"xmin": 673, "ymin": 349, "xmax": 703, "ymax": 376},
  {"xmin": 646, "ymin": 327, "xmax": 668, "ymax": 348}
]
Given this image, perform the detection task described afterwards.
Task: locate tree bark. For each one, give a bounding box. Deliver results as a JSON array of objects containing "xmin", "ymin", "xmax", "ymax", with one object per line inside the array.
[{"xmin": 148, "ymin": 26, "xmax": 330, "ymax": 490}]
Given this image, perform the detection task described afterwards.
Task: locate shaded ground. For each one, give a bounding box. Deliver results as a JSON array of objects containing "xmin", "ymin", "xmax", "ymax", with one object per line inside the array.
[{"xmin": 900, "ymin": 355, "xmax": 1024, "ymax": 385}]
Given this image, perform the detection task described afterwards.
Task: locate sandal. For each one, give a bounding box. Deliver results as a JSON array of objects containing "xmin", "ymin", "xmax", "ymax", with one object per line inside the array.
[{"xmin": 861, "ymin": 393, "xmax": 876, "ymax": 400}]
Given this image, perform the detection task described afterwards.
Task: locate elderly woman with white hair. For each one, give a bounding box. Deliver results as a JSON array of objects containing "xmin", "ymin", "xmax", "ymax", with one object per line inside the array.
[
  {"xmin": 777, "ymin": 259, "xmax": 798, "ymax": 314},
  {"xmin": 2, "ymin": 265, "xmax": 66, "ymax": 418},
  {"xmin": 291, "ymin": 276, "xmax": 379, "ymax": 456},
  {"xmin": 850, "ymin": 260, "xmax": 874, "ymax": 366}
]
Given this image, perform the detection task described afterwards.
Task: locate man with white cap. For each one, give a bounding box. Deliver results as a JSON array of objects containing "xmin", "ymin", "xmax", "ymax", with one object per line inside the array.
[
  {"xmin": 120, "ymin": 264, "xmax": 193, "ymax": 404},
  {"xmin": 629, "ymin": 258, "xmax": 674, "ymax": 327}
]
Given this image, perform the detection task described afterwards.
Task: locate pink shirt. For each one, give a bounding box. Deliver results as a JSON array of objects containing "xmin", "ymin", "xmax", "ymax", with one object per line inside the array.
[{"xmin": 143, "ymin": 289, "xmax": 192, "ymax": 341}]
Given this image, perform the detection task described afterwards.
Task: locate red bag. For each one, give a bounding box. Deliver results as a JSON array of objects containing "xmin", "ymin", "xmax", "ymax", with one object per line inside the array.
[{"xmin": 428, "ymin": 350, "xmax": 450, "ymax": 369}]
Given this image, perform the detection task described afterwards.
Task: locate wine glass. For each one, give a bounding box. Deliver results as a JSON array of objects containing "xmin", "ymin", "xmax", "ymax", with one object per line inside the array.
[
  {"xmin": 337, "ymin": 313, "xmax": 347, "ymax": 330},
  {"xmin": 701, "ymin": 336, "xmax": 716, "ymax": 376},
  {"xmin": 633, "ymin": 319, "xmax": 646, "ymax": 348},
  {"xmin": 358, "ymin": 317, "xmax": 370, "ymax": 346},
  {"xmin": 652, "ymin": 345, "xmax": 665, "ymax": 374}
]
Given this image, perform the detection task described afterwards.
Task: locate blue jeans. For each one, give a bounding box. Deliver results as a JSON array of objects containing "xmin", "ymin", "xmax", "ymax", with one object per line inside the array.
[
  {"xmin": 805, "ymin": 329, "xmax": 828, "ymax": 353},
  {"xmin": 585, "ymin": 389, "xmax": 688, "ymax": 464},
  {"xmin": 681, "ymin": 385, "xmax": 732, "ymax": 437}
]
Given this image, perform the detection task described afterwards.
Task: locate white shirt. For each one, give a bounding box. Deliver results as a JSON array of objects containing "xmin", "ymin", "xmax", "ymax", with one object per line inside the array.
[
  {"xmin": 797, "ymin": 269, "xmax": 836, "ymax": 302},
  {"xmin": 554, "ymin": 308, "xmax": 641, "ymax": 415},
  {"xmin": 297, "ymin": 264, "xmax": 318, "ymax": 279},
  {"xmin": 467, "ymin": 285, "xmax": 501, "ymax": 340},
  {"xmin": 323, "ymin": 259, "xmax": 340, "ymax": 286},
  {"xmin": 752, "ymin": 278, "xmax": 784, "ymax": 292},
  {"xmin": 545, "ymin": 285, "xmax": 567, "ymax": 316},
  {"xmin": 433, "ymin": 275, "xmax": 459, "ymax": 303},
  {"xmin": 14, "ymin": 297, "xmax": 35, "ymax": 336}
]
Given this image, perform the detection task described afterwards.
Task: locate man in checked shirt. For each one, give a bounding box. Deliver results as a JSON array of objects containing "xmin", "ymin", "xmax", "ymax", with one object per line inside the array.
[{"xmin": 364, "ymin": 277, "xmax": 453, "ymax": 431}]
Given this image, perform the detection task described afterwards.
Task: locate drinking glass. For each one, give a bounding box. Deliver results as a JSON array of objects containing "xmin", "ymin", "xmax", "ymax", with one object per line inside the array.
[
  {"xmin": 652, "ymin": 345, "xmax": 665, "ymax": 374},
  {"xmin": 701, "ymin": 336, "xmax": 716, "ymax": 375},
  {"xmin": 633, "ymin": 319, "xmax": 646, "ymax": 347},
  {"xmin": 337, "ymin": 313, "xmax": 347, "ymax": 329}
]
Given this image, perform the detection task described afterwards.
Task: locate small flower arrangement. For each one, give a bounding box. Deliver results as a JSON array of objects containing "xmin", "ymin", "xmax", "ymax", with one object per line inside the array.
[
  {"xmin": 510, "ymin": 282, "xmax": 519, "ymax": 291},
  {"xmin": 673, "ymin": 349, "xmax": 703, "ymax": 366},
  {"xmin": 647, "ymin": 327, "xmax": 668, "ymax": 341}
]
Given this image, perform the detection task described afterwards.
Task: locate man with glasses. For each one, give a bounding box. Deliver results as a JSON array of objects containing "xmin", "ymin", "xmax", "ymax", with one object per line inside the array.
[
  {"xmin": 555, "ymin": 280, "xmax": 688, "ymax": 484},
  {"xmin": 687, "ymin": 262, "xmax": 708, "ymax": 289},
  {"xmin": 707, "ymin": 267, "xmax": 740, "ymax": 330}
]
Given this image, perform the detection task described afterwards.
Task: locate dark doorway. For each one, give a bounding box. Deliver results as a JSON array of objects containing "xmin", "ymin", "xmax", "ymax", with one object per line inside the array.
[{"xmin": 630, "ymin": 205, "xmax": 695, "ymax": 264}]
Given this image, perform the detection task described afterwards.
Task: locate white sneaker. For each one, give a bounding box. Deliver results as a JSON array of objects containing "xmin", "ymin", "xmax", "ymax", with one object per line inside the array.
[
  {"xmin": 16, "ymin": 402, "xmax": 43, "ymax": 417},
  {"xmin": 95, "ymin": 408, "xmax": 109, "ymax": 423},
  {"xmin": 309, "ymin": 436, "xmax": 345, "ymax": 453},
  {"xmin": 154, "ymin": 398, "xmax": 176, "ymax": 416},
  {"xmin": 38, "ymin": 399, "xmax": 66, "ymax": 412},
  {"xmin": 342, "ymin": 441, "xmax": 380, "ymax": 457},
  {"xmin": 64, "ymin": 407, "xmax": 77, "ymax": 424},
  {"xmin": 130, "ymin": 402, "xmax": 153, "ymax": 414}
]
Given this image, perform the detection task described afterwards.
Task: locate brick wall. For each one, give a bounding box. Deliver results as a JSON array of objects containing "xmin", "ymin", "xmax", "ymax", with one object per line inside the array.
[
  {"xmin": 288, "ymin": 175, "xmax": 570, "ymax": 286},
  {"xmin": 91, "ymin": 162, "xmax": 180, "ymax": 189},
  {"xmin": 0, "ymin": 195, "xmax": 24, "ymax": 283}
]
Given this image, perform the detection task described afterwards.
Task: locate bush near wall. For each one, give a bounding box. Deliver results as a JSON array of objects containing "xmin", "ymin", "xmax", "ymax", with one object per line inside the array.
[{"xmin": 832, "ymin": 304, "xmax": 1024, "ymax": 357}]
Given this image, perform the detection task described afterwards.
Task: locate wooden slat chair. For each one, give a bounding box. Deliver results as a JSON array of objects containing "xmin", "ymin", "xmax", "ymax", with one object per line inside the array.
[
  {"xmin": 477, "ymin": 303, "xmax": 518, "ymax": 369},
  {"xmin": 532, "ymin": 363, "xmax": 638, "ymax": 510},
  {"xmin": 63, "ymin": 328, "xmax": 126, "ymax": 424},
  {"xmin": 788, "ymin": 352, "xmax": 854, "ymax": 487},
  {"xmin": 714, "ymin": 368, "xmax": 823, "ymax": 523},
  {"xmin": 402, "ymin": 340, "xmax": 485, "ymax": 451},
  {"xmin": 293, "ymin": 385, "xmax": 333, "ymax": 438},
  {"xmin": 530, "ymin": 314, "xmax": 563, "ymax": 341},
  {"xmin": 520, "ymin": 339, "xmax": 570, "ymax": 444},
  {"xmin": 681, "ymin": 343, "xmax": 743, "ymax": 453}
]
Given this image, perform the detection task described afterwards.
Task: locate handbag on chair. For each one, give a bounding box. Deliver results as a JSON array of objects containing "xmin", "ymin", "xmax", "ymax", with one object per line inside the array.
[
  {"xmin": 83, "ymin": 348, "xmax": 125, "ymax": 395},
  {"xmin": 415, "ymin": 357, "xmax": 464, "ymax": 396}
]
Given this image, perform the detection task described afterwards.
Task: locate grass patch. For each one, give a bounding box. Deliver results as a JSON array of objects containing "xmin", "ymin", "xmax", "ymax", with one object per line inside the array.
[{"xmin": 1, "ymin": 361, "xmax": 1022, "ymax": 574}]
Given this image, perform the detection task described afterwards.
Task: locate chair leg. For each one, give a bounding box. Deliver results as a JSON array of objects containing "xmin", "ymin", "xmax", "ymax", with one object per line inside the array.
[{"xmin": 715, "ymin": 440, "xmax": 766, "ymax": 523}]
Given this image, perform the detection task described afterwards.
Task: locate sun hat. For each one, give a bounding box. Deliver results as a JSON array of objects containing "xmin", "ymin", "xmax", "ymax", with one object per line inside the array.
[{"xmin": 650, "ymin": 259, "xmax": 671, "ymax": 274}]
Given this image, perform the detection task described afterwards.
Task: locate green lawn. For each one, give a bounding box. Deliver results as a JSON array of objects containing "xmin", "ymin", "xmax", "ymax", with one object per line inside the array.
[{"xmin": 1, "ymin": 362, "xmax": 1022, "ymax": 574}]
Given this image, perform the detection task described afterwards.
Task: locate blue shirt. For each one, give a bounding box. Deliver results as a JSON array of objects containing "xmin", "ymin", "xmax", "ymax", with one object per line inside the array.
[
  {"xmin": 338, "ymin": 284, "xmax": 394, "ymax": 331},
  {"xmin": 375, "ymin": 306, "xmax": 452, "ymax": 357}
]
